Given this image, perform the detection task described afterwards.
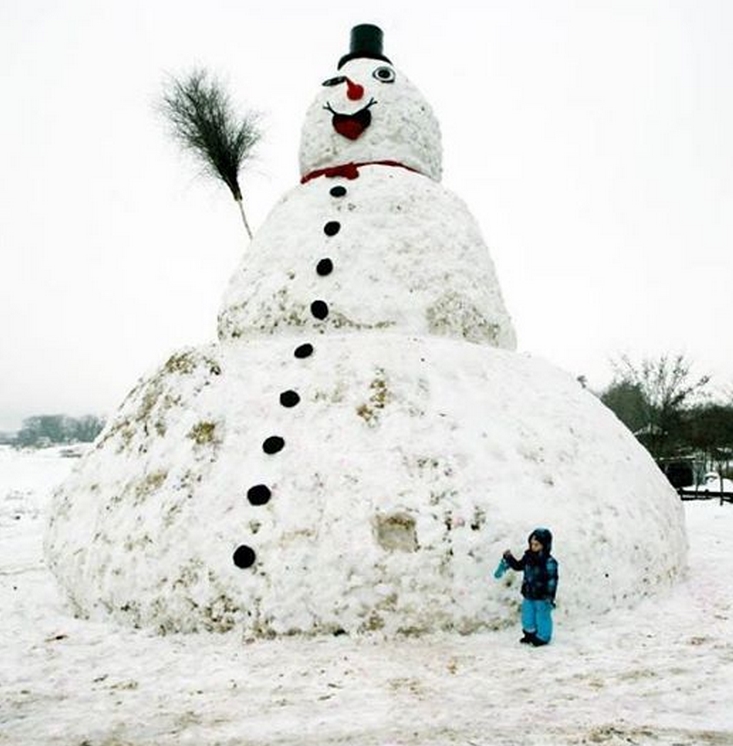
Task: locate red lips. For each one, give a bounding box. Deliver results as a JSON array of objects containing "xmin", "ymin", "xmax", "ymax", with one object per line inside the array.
[{"xmin": 329, "ymin": 103, "xmax": 374, "ymax": 140}]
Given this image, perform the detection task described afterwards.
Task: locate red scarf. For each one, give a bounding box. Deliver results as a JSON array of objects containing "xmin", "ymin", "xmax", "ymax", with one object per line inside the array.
[{"xmin": 300, "ymin": 160, "xmax": 420, "ymax": 184}]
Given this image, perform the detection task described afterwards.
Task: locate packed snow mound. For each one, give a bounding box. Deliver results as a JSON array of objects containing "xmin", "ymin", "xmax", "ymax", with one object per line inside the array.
[
  {"xmin": 45, "ymin": 335, "xmax": 686, "ymax": 636},
  {"xmin": 218, "ymin": 167, "xmax": 515, "ymax": 349},
  {"xmin": 299, "ymin": 58, "xmax": 442, "ymax": 181}
]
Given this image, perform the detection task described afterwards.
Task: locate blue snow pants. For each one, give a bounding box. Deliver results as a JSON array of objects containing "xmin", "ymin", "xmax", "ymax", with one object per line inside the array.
[{"xmin": 521, "ymin": 599, "xmax": 553, "ymax": 642}]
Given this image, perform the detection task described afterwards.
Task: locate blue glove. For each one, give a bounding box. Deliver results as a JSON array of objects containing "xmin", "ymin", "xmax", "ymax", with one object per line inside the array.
[{"xmin": 493, "ymin": 557, "xmax": 509, "ymax": 579}]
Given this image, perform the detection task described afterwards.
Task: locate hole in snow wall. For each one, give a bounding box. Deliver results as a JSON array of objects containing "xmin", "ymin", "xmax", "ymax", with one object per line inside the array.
[{"xmin": 374, "ymin": 512, "xmax": 418, "ymax": 552}]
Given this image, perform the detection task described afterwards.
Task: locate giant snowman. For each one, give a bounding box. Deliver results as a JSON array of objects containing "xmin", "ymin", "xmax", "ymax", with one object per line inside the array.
[{"xmin": 46, "ymin": 26, "xmax": 686, "ymax": 637}]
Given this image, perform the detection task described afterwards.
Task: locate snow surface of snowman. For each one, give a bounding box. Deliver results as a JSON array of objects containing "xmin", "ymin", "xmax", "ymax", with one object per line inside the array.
[{"xmin": 45, "ymin": 27, "xmax": 686, "ymax": 638}]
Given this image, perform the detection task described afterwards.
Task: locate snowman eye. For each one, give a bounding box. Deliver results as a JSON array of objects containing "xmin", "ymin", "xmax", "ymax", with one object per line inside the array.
[
  {"xmin": 372, "ymin": 66, "xmax": 396, "ymax": 83},
  {"xmin": 323, "ymin": 76, "xmax": 346, "ymax": 87}
]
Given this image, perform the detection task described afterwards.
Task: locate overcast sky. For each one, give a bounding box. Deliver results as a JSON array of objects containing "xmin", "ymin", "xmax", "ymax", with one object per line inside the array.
[{"xmin": 1, "ymin": 1, "xmax": 731, "ymax": 430}]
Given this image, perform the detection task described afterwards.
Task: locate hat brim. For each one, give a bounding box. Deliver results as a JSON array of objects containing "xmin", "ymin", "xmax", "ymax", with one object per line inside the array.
[{"xmin": 337, "ymin": 51, "xmax": 392, "ymax": 70}]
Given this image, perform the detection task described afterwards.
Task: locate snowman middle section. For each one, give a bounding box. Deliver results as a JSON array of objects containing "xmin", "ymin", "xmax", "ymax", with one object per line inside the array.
[{"xmin": 218, "ymin": 167, "xmax": 516, "ymax": 350}]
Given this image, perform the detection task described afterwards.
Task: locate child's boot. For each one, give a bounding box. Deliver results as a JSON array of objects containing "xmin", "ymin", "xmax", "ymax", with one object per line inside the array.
[{"xmin": 519, "ymin": 630, "xmax": 537, "ymax": 644}]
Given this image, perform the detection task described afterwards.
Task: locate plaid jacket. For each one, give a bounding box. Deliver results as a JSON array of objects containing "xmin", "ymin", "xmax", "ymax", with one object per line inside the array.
[{"xmin": 506, "ymin": 551, "xmax": 558, "ymax": 602}]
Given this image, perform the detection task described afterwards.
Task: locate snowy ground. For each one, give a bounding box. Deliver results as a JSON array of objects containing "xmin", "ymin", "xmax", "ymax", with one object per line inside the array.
[{"xmin": 1, "ymin": 446, "xmax": 732, "ymax": 746}]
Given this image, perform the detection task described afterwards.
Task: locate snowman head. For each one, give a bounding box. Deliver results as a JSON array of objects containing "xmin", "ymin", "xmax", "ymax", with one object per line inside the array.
[{"xmin": 298, "ymin": 25, "xmax": 442, "ymax": 182}]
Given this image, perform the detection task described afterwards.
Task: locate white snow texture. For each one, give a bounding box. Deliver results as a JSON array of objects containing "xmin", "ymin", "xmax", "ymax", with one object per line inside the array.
[{"xmin": 45, "ymin": 41, "xmax": 686, "ymax": 638}]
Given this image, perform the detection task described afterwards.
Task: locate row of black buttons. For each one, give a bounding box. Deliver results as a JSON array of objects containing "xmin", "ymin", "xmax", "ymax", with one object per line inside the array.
[{"xmin": 232, "ymin": 182, "xmax": 348, "ymax": 570}]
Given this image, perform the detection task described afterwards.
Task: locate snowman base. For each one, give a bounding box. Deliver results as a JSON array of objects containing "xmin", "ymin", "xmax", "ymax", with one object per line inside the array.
[{"xmin": 45, "ymin": 333, "xmax": 686, "ymax": 637}]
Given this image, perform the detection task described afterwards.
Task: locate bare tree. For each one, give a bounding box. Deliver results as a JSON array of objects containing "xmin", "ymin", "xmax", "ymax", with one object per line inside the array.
[
  {"xmin": 600, "ymin": 379, "xmax": 647, "ymax": 433},
  {"xmin": 159, "ymin": 69, "xmax": 262, "ymax": 239},
  {"xmin": 608, "ymin": 353, "xmax": 710, "ymax": 458}
]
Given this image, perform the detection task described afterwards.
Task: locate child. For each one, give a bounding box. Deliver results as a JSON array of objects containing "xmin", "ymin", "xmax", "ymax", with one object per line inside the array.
[{"xmin": 502, "ymin": 527, "xmax": 558, "ymax": 646}]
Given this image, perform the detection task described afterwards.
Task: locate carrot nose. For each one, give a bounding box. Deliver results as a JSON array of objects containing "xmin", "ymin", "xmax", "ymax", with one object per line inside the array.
[{"xmin": 345, "ymin": 77, "xmax": 364, "ymax": 101}]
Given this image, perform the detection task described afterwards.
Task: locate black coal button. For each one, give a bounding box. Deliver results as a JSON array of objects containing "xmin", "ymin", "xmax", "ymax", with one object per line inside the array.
[
  {"xmin": 310, "ymin": 300, "xmax": 329, "ymax": 319},
  {"xmin": 233, "ymin": 545, "xmax": 256, "ymax": 568},
  {"xmin": 280, "ymin": 390, "xmax": 301, "ymax": 408},
  {"xmin": 263, "ymin": 436, "xmax": 285, "ymax": 454},
  {"xmin": 247, "ymin": 484, "xmax": 271, "ymax": 506},
  {"xmin": 316, "ymin": 258, "xmax": 333, "ymax": 276},
  {"xmin": 294, "ymin": 343, "xmax": 314, "ymax": 358}
]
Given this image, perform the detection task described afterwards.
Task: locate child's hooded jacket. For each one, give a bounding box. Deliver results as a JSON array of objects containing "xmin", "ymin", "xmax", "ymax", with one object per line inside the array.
[{"xmin": 506, "ymin": 528, "xmax": 559, "ymax": 602}]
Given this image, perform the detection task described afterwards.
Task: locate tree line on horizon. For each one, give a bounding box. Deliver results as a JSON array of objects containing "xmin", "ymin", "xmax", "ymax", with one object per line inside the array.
[{"xmin": 6, "ymin": 414, "xmax": 106, "ymax": 448}]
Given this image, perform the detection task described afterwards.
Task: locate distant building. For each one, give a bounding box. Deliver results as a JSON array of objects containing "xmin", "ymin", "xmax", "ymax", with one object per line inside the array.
[{"xmin": 657, "ymin": 456, "xmax": 707, "ymax": 488}]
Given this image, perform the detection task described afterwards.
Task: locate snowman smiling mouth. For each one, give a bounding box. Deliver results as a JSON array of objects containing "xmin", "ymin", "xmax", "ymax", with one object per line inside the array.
[{"xmin": 324, "ymin": 99, "xmax": 377, "ymax": 140}]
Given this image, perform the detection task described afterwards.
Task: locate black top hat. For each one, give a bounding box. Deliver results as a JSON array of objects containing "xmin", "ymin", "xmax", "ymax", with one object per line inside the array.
[{"xmin": 338, "ymin": 24, "xmax": 392, "ymax": 69}]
